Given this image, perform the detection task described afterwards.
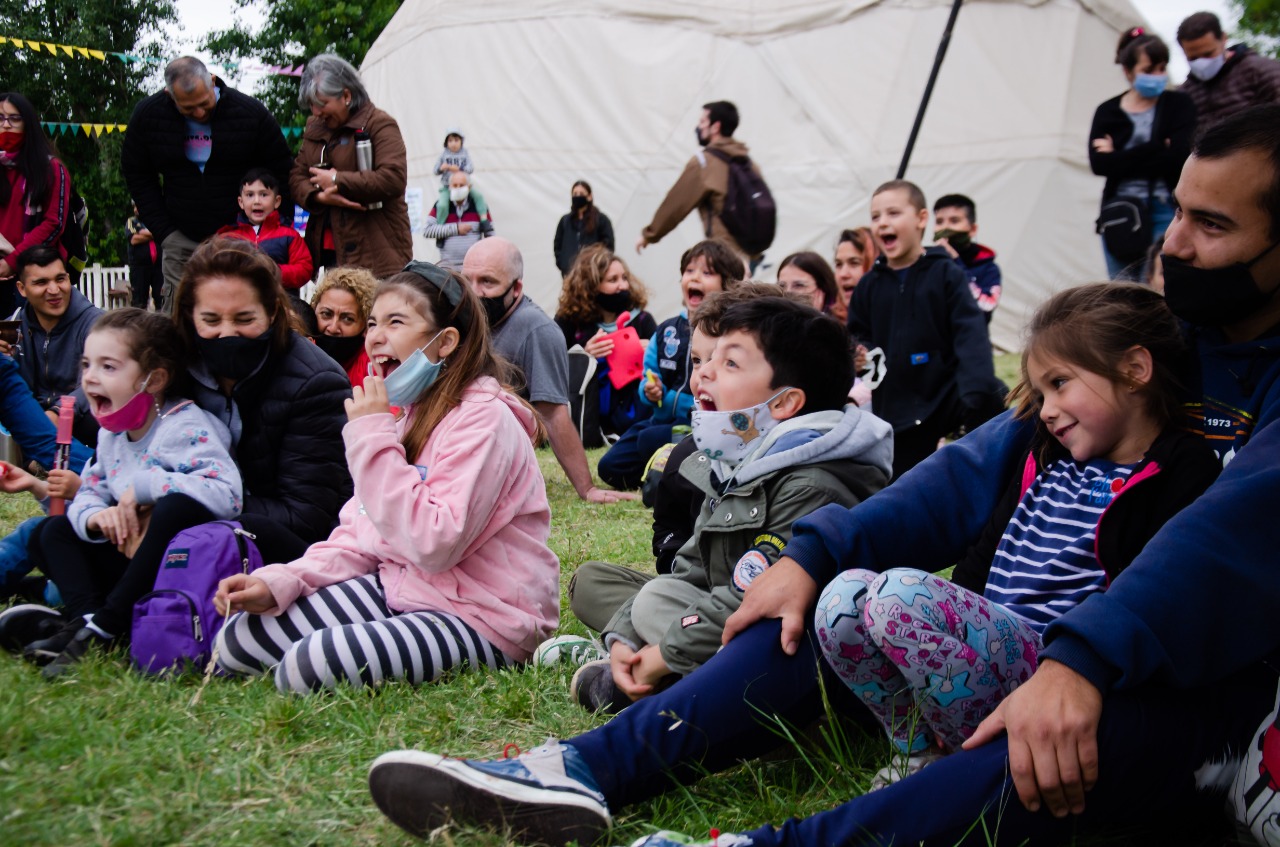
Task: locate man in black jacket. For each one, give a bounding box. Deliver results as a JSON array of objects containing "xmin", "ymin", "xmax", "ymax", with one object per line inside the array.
[{"xmin": 122, "ymin": 57, "xmax": 294, "ymax": 312}]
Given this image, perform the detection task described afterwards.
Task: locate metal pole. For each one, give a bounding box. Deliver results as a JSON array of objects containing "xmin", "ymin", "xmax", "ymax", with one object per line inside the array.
[{"xmin": 896, "ymin": 0, "xmax": 966, "ymax": 179}]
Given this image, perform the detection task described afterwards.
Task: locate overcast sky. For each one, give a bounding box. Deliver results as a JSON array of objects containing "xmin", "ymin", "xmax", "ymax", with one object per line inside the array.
[{"xmin": 167, "ymin": 0, "xmax": 1239, "ymax": 89}]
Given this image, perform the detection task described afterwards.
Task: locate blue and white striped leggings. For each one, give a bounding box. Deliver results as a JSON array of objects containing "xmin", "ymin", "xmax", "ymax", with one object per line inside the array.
[{"xmin": 215, "ymin": 574, "xmax": 511, "ymax": 694}]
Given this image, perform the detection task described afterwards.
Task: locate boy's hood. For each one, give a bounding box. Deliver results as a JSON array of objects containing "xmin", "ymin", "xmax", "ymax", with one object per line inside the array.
[{"xmin": 733, "ymin": 403, "xmax": 894, "ymax": 486}]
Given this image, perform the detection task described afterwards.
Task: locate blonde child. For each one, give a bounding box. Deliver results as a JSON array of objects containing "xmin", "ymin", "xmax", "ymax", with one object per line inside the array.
[{"xmin": 214, "ymin": 262, "xmax": 559, "ymax": 694}]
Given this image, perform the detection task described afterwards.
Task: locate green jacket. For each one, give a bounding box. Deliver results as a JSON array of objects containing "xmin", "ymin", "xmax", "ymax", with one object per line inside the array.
[{"xmin": 605, "ymin": 405, "xmax": 892, "ymax": 675}]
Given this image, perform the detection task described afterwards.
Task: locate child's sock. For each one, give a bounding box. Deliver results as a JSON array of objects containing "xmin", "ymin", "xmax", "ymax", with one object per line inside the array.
[{"xmin": 82, "ymin": 614, "xmax": 115, "ymax": 640}]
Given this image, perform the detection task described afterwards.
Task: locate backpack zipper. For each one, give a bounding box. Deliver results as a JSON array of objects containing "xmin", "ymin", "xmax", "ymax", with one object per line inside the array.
[{"xmin": 135, "ymin": 589, "xmax": 203, "ymax": 641}]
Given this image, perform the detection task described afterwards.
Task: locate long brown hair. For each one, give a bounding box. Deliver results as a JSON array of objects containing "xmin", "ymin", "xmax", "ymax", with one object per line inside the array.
[
  {"xmin": 556, "ymin": 244, "xmax": 648, "ymax": 325},
  {"xmin": 173, "ymin": 237, "xmax": 293, "ymax": 361},
  {"xmin": 1009, "ymin": 282, "xmax": 1189, "ymax": 460},
  {"xmin": 572, "ymin": 179, "xmax": 599, "ymax": 234},
  {"xmin": 777, "ymin": 251, "xmax": 838, "ymax": 313},
  {"xmin": 378, "ymin": 266, "xmax": 543, "ymax": 459}
]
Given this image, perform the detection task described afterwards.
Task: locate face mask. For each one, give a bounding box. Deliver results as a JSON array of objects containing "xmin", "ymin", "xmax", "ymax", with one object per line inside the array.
[
  {"xmin": 1133, "ymin": 73, "xmax": 1168, "ymax": 98},
  {"xmin": 595, "ymin": 289, "xmax": 632, "ymax": 315},
  {"xmin": 695, "ymin": 126, "xmax": 710, "ymax": 148},
  {"xmin": 196, "ymin": 332, "xmax": 272, "ymax": 382},
  {"xmin": 450, "ymin": 185, "xmax": 470, "ymax": 203},
  {"xmin": 0, "ymin": 131, "xmax": 21, "ymax": 167},
  {"xmin": 314, "ymin": 333, "xmax": 365, "ymax": 365},
  {"xmin": 571, "ymin": 195, "xmax": 589, "ymax": 211},
  {"xmin": 94, "ymin": 373, "xmax": 157, "ymax": 433},
  {"xmin": 691, "ymin": 388, "xmax": 791, "ymax": 468},
  {"xmin": 935, "ymin": 229, "xmax": 972, "ymax": 252},
  {"xmin": 382, "ymin": 330, "xmax": 446, "ymax": 407},
  {"xmin": 481, "ymin": 285, "xmax": 514, "ymax": 328},
  {"xmin": 1162, "ymin": 242, "xmax": 1280, "ymax": 326},
  {"xmin": 1188, "ymin": 55, "xmax": 1226, "ymax": 81}
]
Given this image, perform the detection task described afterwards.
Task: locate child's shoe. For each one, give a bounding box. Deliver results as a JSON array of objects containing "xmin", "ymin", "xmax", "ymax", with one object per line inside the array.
[
  {"xmin": 570, "ymin": 659, "xmax": 631, "ymax": 714},
  {"xmin": 868, "ymin": 747, "xmax": 946, "ymax": 791},
  {"xmin": 21, "ymin": 615, "xmax": 84, "ymax": 665},
  {"xmin": 622, "ymin": 831, "xmax": 754, "ymax": 846},
  {"xmin": 41, "ymin": 626, "xmax": 114, "ymax": 679},
  {"xmin": 0, "ymin": 604, "xmax": 63, "ymax": 652},
  {"xmin": 533, "ymin": 634, "xmax": 607, "ymax": 667},
  {"xmin": 368, "ymin": 738, "xmax": 610, "ymax": 846}
]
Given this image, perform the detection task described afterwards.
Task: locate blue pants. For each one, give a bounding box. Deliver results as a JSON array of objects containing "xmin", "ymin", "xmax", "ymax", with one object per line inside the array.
[
  {"xmin": 598, "ymin": 421, "xmax": 678, "ymax": 490},
  {"xmin": 1103, "ymin": 194, "xmax": 1175, "ymax": 281},
  {"xmin": 0, "ymin": 516, "xmax": 62, "ymax": 605},
  {"xmin": 0, "ymin": 355, "xmax": 93, "ymax": 471},
  {"xmin": 566, "ymin": 617, "xmax": 1275, "ymax": 845}
]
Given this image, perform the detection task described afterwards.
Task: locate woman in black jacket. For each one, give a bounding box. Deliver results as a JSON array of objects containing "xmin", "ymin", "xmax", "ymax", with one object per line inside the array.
[
  {"xmin": 173, "ymin": 238, "xmax": 352, "ymax": 563},
  {"xmin": 1089, "ymin": 28, "xmax": 1196, "ymax": 280},
  {"xmin": 553, "ymin": 180, "xmax": 615, "ymax": 276}
]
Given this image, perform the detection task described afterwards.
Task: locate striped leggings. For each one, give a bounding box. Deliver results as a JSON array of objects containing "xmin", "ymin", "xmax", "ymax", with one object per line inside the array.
[{"xmin": 215, "ymin": 574, "xmax": 511, "ymax": 694}]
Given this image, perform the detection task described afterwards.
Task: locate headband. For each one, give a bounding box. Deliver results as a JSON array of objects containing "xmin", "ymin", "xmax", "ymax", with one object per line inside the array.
[{"xmin": 402, "ymin": 260, "xmax": 466, "ymax": 308}]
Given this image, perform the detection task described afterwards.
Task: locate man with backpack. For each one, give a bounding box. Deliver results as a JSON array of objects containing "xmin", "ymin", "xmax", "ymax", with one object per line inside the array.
[{"xmin": 635, "ymin": 101, "xmax": 774, "ymax": 265}]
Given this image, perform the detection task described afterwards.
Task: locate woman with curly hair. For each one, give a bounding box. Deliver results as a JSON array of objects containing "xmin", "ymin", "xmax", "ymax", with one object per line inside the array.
[
  {"xmin": 311, "ymin": 266, "xmax": 378, "ymax": 387},
  {"xmin": 555, "ymin": 244, "xmax": 657, "ymax": 438}
]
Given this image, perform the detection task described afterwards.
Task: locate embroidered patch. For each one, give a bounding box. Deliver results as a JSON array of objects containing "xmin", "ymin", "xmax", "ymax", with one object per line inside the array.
[
  {"xmin": 752, "ymin": 533, "xmax": 786, "ymax": 559},
  {"xmin": 681, "ymin": 614, "xmax": 700, "ymax": 628},
  {"xmin": 164, "ymin": 549, "xmax": 190, "ymax": 569},
  {"xmin": 733, "ymin": 549, "xmax": 770, "ymax": 592},
  {"xmin": 662, "ymin": 325, "xmax": 680, "ymax": 358}
]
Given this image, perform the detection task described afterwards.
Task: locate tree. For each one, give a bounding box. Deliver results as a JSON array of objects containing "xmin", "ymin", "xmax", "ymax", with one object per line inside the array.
[
  {"xmin": 1, "ymin": 0, "xmax": 176, "ymax": 266},
  {"xmin": 1234, "ymin": 0, "xmax": 1280, "ymax": 57},
  {"xmin": 203, "ymin": 0, "xmax": 403, "ymax": 130}
]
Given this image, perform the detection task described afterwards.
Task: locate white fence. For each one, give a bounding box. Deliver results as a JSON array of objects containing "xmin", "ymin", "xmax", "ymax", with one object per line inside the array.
[{"xmin": 80, "ymin": 265, "xmax": 321, "ymax": 311}]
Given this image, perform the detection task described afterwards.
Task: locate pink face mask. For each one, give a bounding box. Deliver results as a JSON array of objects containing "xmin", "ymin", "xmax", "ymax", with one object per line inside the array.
[{"xmin": 94, "ymin": 374, "xmax": 157, "ymax": 434}]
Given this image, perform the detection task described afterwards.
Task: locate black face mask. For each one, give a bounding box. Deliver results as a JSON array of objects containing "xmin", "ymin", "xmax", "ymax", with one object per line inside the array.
[
  {"xmin": 1162, "ymin": 241, "xmax": 1280, "ymax": 327},
  {"xmin": 314, "ymin": 333, "xmax": 366, "ymax": 366},
  {"xmin": 196, "ymin": 332, "xmax": 272, "ymax": 382},
  {"xmin": 695, "ymin": 126, "xmax": 710, "ymax": 148},
  {"xmin": 571, "ymin": 195, "xmax": 589, "ymax": 211},
  {"xmin": 595, "ymin": 289, "xmax": 632, "ymax": 316},
  {"xmin": 935, "ymin": 229, "xmax": 972, "ymax": 253},
  {"xmin": 481, "ymin": 285, "xmax": 515, "ymax": 329}
]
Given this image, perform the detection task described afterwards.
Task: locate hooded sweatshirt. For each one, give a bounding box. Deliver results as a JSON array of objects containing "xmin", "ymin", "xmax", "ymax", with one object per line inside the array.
[
  {"xmin": 605, "ymin": 403, "xmax": 893, "ymax": 675},
  {"xmin": 251, "ymin": 376, "xmax": 560, "ymax": 662}
]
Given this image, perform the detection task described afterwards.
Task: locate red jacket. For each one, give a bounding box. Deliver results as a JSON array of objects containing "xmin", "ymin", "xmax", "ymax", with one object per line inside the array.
[{"xmin": 217, "ymin": 211, "xmax": 313, "ymax": 289}]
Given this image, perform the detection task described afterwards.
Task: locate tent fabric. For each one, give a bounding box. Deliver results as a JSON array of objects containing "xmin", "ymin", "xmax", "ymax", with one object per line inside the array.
[{"xmin": 362, "ymin": 0, "xmax": 1148, "ymax": 350}]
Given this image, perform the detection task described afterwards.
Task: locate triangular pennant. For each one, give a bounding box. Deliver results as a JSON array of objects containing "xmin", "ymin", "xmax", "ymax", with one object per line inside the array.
[
  {"xmin": 42, "ymin": 42, "xmax": 56, "ymax": 53},
  {"xmin": 0, "ymin": 36, "xmax": 8, "ymax": 46},
  {"xmin": 9, "ymin": 38, "xmax": 23, "ymax": 49},
  {"xmin": 90, "ymin": 123, "xmax": 103, "ymax": 136},
  {"xmin": 75, "ymin": 46, "xmax": 88, "ymax": 58},
  {"xmin": 60, "ymin": 44, "xmax": 72, "ymax": 56},
  {"xmin": 88, "ymin": 49, "xmax": 105, "ymax": 60},
  {"xmin": 26, "ymin": 41, "xmax": 41, "ymax": 53},
  {"xmin": 108, "ymin": 52, "xmax": 126, "ymax": 62}
]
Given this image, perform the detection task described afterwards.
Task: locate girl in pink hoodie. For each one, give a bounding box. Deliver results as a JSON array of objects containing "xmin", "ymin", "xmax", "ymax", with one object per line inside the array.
[{"xmin": 213, "ymin": 262, "xmax": 559, "ymax": 694}]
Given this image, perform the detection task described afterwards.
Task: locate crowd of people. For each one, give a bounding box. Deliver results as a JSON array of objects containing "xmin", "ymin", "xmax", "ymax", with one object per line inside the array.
[{"xmin": 0, "ymin": 7, "xmax": 1279, "ymax": 845}]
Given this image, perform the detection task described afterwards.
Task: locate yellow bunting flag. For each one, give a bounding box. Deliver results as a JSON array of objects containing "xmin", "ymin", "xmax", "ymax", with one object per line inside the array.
[
  {"xmin": 88, "ymin": 49, "xmax": 104, "ymax": 60},
  {"xmin": 74, "ymin": 46, "xmax": 88, "ymax": 58},
  {"xmin": 42, "ymin": 42, "xmax": 56, "ymax": 53},
  {"xmin": 60, "ymin": 44, "xmax": 72, "ymax": 56}
]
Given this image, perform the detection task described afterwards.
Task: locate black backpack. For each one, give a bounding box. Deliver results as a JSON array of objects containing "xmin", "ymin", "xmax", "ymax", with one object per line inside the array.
[
  {"xmin": 704, "ymin": 148, "xmax": 776, "ymax": 255},
  {"xmin": 62, "ymin": 186, "xmax": 89, "ymax": 275}
]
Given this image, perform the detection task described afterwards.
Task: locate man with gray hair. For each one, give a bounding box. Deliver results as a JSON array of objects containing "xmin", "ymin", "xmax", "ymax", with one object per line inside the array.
[{"xmin": 122, "ymin": 56, "xmax": 294, "ymax": 309}]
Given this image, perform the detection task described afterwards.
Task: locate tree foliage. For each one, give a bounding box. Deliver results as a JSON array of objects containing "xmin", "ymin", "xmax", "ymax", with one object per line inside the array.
[
  {"xmin": 203, "ymin": 0, "xmax": 403, "ymax": 129},
  {"xmin": 1235, "ymin": 0, "xmax": 1280, "ymax": 56},
  {"xmin": 1, "ymin": 0, "xmax": 176, "ymax": 265}
]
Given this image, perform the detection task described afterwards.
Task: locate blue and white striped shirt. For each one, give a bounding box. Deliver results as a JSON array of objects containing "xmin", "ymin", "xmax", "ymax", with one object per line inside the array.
[{"xmin": 985, "ymin": 458, "xmax": 1136, "ymax": 632}]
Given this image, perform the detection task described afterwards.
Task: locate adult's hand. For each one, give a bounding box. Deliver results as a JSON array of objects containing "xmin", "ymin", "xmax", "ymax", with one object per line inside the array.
[
  {"xmin": 634, "ymin": 235, "xmax": 648, "ymax": 255},
  {"xmin": 314, "ymin": 185, "xmax": 364, "ymax": 210},
  {"xmin": 722, "ymin": 556, "xmax": 817, "ymax": 654},
  {"xmin": 963, "ymin": 659, "xmax": 1103, "ymax": 817},
  {"xmin": 1091, "ymin": 135, "xmax": 1114, "ymax": 154},
  {"xmin": 0, "ymin": 257, "xmax": 12, "ymax": 279},
  {"xmin": 582, "ymin": 486, "xmax": 639, "ymax": 504},
  {"xmin": 308, "ymin": 166, "xmax": 340, "ymax": 191},
  {"xmin": 583, "ymin": 329, "xmax": 614, "ymax": 359},
  {"xmin": 458, "ymin": 222, "xmax": 474, "ymax": 236}
]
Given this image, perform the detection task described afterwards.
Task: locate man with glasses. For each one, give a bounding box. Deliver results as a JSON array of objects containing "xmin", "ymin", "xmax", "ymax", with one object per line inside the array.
[{"xmin": 122, "ymin": 57, "xmax": 294, "ymax": 311}]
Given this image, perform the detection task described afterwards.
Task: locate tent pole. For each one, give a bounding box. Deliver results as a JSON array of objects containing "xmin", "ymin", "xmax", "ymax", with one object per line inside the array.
[{"xmin": 896, "ymin": 0, "xmax": 965, "ymax": 179}]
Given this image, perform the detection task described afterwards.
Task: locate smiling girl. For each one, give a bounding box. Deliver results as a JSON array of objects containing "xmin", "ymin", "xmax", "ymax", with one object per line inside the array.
[
  {"xmin": 214, "ymin": 262, "xmax": 559, "ymax": 694},
  {"xmin": 815, "ymin": 282, "xmax": 1221, "ymax": 787},
  {"xmin": 25, "ymin": 308, "xmax": 242, "ymax": 676}
]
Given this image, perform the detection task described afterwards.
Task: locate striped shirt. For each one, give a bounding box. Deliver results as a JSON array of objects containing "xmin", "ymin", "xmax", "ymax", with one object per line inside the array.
[{"xmin": 985, "ymin": 458, "xmax": 1136, "ymax": 632}]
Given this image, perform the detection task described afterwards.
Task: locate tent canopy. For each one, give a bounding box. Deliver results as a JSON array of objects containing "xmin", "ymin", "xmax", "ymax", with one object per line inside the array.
[{"xmin": 363, "ymin": 0, "xmax": 1146, "ymax": 350}]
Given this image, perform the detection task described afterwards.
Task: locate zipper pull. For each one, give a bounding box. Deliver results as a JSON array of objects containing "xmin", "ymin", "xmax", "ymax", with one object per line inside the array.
[
  {"xmin": 193, "ymin": 615, "xmax": 203, "ymax": 641},
  {"xmin": 234, "ymin": 527, "xmax": 258, "ymax": 540}
]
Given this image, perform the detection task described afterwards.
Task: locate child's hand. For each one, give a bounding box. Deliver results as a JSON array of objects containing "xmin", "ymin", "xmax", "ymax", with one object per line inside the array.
[
  {"xmin": 45, "ymin": 469, "xmax": 80, "ymax": 501},
  {"xmin": 643, "ymin": 373, "xmax": 664, "ymax": 403},
  {"xmin": 215, "ymin": 574, "xmax": 276, "ymax": 616},
  {"xmin": 88, "ymin": 507, "xmax": 129, "ymax": 546},
  {"xmin": 118, "ymin": 506, "xmax": 152, "ymax": 558},
  {"xmin": 934, "ymin": 236, "xmax": 959, "ymax": 259},
  {"xmin": 0, "ymin": 461, "xmax": 37, "ymax": 495},
  {"xmin": 609, "ymin": 641, "xmax": 655, "ymax": 700},
  {"xmin": 631, "ymin": 645, "xmax": 672, "ymax": 690},
  {"xmin": 346, "ymin": 375, "xmax": 392, "ymax": 420},
  {"xmin": 583, "ymin": 329, "xmax": 614, "ymax": 359}
]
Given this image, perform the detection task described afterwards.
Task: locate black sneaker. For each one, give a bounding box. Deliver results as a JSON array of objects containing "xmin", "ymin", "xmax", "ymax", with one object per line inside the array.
[
  {"xmin": 570, "ymin": 660, "xmax": 631, "ymax": 714},
  {"xmin": 22, "ymin": 616, "xmax": 85, "ymax": 665},
  {"xmin": 1, "ymin": 575, "xmax": 50, "ymax": 606},
  {"xmin": 42, "ymin": 627, "xmax": 114, "ymax": 679},
  {"xmin": 0, "ymin": 604, "xmax": 64, "ymax": 653}
]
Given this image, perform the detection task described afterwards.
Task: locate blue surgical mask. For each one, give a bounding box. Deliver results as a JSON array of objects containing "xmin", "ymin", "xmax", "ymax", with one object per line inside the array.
[
  {"xmin": 1133, "ymin": 72, "xmax": 1167, "ymax": 98},
  {"xmin": 1188, "ymin": 55, "xmax": 1225, "ymax": 81},
  {"xmin": 381, "ymin": 330, "xmax": 446, "ymax": 406}
]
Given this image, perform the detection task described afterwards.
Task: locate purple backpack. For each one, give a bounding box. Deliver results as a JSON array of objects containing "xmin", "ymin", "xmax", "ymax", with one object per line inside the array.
[{"xmin": 131, "ymin": 521, "xmax": 263, "ymax": 675}]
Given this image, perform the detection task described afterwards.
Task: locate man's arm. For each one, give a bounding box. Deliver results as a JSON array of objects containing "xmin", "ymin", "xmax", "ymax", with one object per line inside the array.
[
  {"xmin": 532, "ymin": 401, "xmax": 637, "ymax": 504},
  {"xmin": 639, "ymin": 156, "xmax": 708, "ymax": 248}
]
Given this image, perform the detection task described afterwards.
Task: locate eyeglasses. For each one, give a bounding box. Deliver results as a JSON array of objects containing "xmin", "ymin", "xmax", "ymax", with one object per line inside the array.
[{"xmin": 0, "ymin": 114, "xmax": 25, "ymax": 127}]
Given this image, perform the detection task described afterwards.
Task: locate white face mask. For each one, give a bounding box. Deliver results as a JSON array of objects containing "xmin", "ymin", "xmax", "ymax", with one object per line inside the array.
[
  {"xmin": 1188, "ymin": 54, "xmax": 1226, "ymax": 81},
  {"xmin": 450, "ymin": 185, "xmax": 470, "ymax": 203},
  {"xmin": 690, "ymin": 388, "xmax": 791, "ymax": 469}
]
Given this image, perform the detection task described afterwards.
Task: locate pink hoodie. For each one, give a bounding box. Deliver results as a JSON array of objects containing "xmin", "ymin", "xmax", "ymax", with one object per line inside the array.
[{"xmin": 252, "ymin": 376, "xmax": 559, "ymax": 661}]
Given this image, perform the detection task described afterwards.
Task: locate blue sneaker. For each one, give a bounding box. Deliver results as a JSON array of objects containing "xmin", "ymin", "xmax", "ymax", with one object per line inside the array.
[
  {"xmin": 622, "ymin": 832, "xmax": 755, "ymax": 847},
  {"xmin": 368, "ymin": 739, "xmax": 611, "ymax": 845}
]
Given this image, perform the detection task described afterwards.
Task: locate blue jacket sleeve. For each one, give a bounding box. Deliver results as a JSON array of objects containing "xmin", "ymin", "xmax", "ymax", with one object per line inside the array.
[
  {"xmin": 1041, "ymin": 417, "xmax": 1280, "ymax": 694},
  {"xmin": 783, "ymin": 411, "xmax": 1034, "ymax": 587}
]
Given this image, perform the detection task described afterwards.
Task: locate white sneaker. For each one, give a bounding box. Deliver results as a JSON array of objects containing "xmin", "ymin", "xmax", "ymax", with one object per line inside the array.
[
  {"xmin": 869, "ymin": 748, "xmax": 946, "ymax": 791},
  {"xmin": 533, "ymin": 634, "xmax": 608, "ymax": 667}
]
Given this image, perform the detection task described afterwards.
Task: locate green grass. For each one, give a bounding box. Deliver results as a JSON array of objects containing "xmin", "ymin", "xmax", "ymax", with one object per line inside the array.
[{"xmin": 0, "ymin": 356, "xmax": 1086, "ymax": 847}]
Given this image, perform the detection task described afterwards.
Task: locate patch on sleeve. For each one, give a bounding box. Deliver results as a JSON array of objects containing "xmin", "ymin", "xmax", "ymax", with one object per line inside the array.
[
  {"xmin": 680, "ymin": 614, "xmax": 700, "ymax": 628},
  {"xmin": 164, "ymin": 549, "xmax": 190, "ymax": 569},
  {"xmin": 732, "ymin": 549, "xmax": 771, "ymax": 592},
  {"xmin": 752, "ymin": 533, "xmax": 786, "ymax": 559}
]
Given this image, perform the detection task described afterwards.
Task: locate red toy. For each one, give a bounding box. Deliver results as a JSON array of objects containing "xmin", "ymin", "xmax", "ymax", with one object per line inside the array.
[{"xmin": 602, "ymin": 311, "xmax": 645, "ymax": 389}]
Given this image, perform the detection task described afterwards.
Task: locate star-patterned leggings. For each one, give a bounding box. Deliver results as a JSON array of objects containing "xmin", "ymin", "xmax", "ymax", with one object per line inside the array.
[{"xmin": 814, "ymin": 567, "xmax": 1042, "ymax": 753}]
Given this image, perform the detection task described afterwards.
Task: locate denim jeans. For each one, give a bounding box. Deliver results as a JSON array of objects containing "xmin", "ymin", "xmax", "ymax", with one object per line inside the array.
[{"xmin": 0, "ymin": 355, "xmax": 93, "ymax": 471}]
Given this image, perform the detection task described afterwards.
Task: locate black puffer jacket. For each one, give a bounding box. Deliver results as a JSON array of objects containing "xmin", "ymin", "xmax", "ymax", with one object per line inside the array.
[
  {"xmin": 122, "ymin": 78, "xmax": 294, "ymax": 244},
  {"xmin": 190, "ymin": 333, "xmax": 352, "ymax": 546}
]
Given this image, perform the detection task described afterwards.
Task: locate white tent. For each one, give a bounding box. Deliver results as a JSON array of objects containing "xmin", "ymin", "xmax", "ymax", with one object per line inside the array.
[{"xmin": 362, "ymin": 0, "xmax": 1147, "ymax": 351}]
